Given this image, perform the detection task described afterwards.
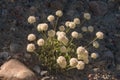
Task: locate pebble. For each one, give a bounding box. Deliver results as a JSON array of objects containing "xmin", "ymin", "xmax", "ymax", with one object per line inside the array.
[
  {"xmin": 100, "ymin": 49, "xmax": 115, "ymax": 70},
  {"xmin": 115, "ymin": 56, "xmax": 120, "ymax": 64},
  {"xmin": 93, "ymin": 68, "xmax": 100, "ymax": 72},
  {"xmin": 33, "ymin": 65, "xmax": 41, "ymax": 74},
  {"xmin": 41, "ymin": 71, "xmax": 48, "ymax": 76},
  {"xmin": 102, "ymin": 50, "xmax": 114, "ymax": 64},
  {"xmin": 68, "ymin": 1, "xmax": 84, "ymax": 11},
  {"xmin": 9, "ymin": 43, "xmax": 23, "ymax": 53},
  {"xmin": 49, "ymin": 1, "xmax": 64, "ymax": 10},
  {"xmin": 29, "ymin": 6, "xmax": 37, "ymax": 15},
  {"xmin": 24, "ymin": 53, "xmax": 31, "ymax": 59},
  {"xmin": 0, "ymin": 52, "xmax": 10, "ymax": 60},
  {"xmin": 66, "ymin": 10, "xmax": 80, "ymax": 19},
  {"xmin": 41, "ymin": 76, "xmax": 50, "ymax": 80},
  {"xmin": 116, "ymin": 64, "xmax": 120, "ymax": 70},
  {"xmin": 89, "ymin": 1, "xmax": 108, "ymax": 16}
]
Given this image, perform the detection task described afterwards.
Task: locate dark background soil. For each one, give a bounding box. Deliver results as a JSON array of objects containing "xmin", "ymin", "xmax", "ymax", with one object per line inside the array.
[{"xmin": 0, "ymin": 0, "xmax": 120, "ymax": 80}]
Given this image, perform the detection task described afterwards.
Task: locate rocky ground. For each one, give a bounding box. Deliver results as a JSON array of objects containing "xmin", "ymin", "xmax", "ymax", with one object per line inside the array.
[{"xmin": 0, "ymin": 0, "xmax": 120, "ymax": 80}]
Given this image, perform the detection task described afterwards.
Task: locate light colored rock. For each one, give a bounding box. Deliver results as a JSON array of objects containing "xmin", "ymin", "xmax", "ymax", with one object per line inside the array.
[
  {"xmin": 0, "ymin": 59, "xmax": 37, "ymax": 80},
  {"xmin": 41, "ymin": 76, "xmax": 50, "ymax": 80},
  {"xmin": 41, "ymin": 71, "xmax": 48, "ymax": 76}
]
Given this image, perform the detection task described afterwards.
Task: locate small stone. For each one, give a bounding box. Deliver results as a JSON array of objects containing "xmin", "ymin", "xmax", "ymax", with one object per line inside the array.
[
  {"xmin": 41, "ymin": 76, "xmax": 50, "ymax": 80},
  {"xmin": 10, "ymin": 43, "xmax": 23, "ymax": 53},
  {"xmin": 0, "ymin": 59, "xmax": 37, "ymax": 80},
  {"xmin": 93, "ymin": 68, "xmax": 100, "ymax": 72},
  {"xmin": 49, "ymin": 1, "xmax": 64, "ymax": 10},
  {"xmin": 1, "ymin": 9, "xmax": 8, "ymax": 16},
  {"xmin": 0, "ymin": 52, "xmax": 10, "ymax": 60},
  {"xmin": 41, "ymin": 71, "xmax": 48, "ymax": 76},
  {"xmin": 101, "ymin": 49, "xmax": 114, "ymax": 62},
  {"xmin": 89, "ymin": 1, "xmax": 108, "ymax": 16},
  {"xmin": 69, "ymin": 1, "xmax": 84, "ymax": 11},
  {"xmin": 115, "ymin": 56, "xmax": 120, "ymax": 64},
  {"xmin": 66, "ymin": 10, "xmax": 80, "ymax": 19},
  {"xmin": 29, "ymin": 6, "xmax": 37, "ymax": 15},
  {"xmin": 88, "ymin": 74, "xmax": 94, "ymax": 80},
  {"xmin": 24, "ymin": 53, "xmax": 31, "ymax": 59},
  {"xmin": 33, "ymin": 65, "xmax": 41, "ymax": 74}
]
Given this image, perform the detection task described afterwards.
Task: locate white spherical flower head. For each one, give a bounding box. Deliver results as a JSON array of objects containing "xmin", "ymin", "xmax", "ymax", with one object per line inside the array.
[
  {"xmin": 88, "ymin": 26, "xmax": 94, "ymax": 32},
  {"xmin": 56, "ymin": 31, "xmax": 60, "ymax": 36},
  {"xmin": 56, "ymin": 31, "xmax": 66, "ymax": 36},
  {"xmin": 57, "ymin": 56, "xmax": 67, "ymax": 68},
  {"xmin": 57, "ymin": 34, "xmax": 65, "ymax": 41},
  {"xmin": 76, "ymin": 61, "xmax": 85, "ymax": 70},
  {"xmin": 48, "ymin": 30, "xmax": 55, "ymax": 37},
  {"xmin": 57, "ymin": 35, "xmax": 68, "ymax": 44},
  {"xmin": 57, "ymin": 56, "xmax": 66, "ymax": 63},
  {"xmin": 69, "ymin": 22, "xmax": 76, "ymax": 29},
  {"xmin": 77, "ymin": 50, "xmax": 89, "ymax": 64},
  {"xmin": 77, "ymin": 54, "xmax": 81, "ymax": 60},
  {"xmin": 59, "ymin": 25, "xmax": 65, "ymax": 31},
  {"xmin": 27, "ymin": 43, "xmax": 35, "ymax": 52},
  {"xmin": 91, "ymin": 53, "xmax": 99, "ymax": 59},
  {"xmin": 93, "ymin": 41, "xmax": 99, "ymax": 48},
  {"xmin": 84, "ymin": 50, "xmax": 89, "ymax": 56},
  {"xmin": 60, "ymin": 46, "xmax": 67, "ymax": 53},
  {"xmin": 83, "ymin": 13, "xmax": 91, "ymax": 20},
  {"xmin": 71, "ymin": 31, "xmax": 79, "ymax": 38},
  {"xmin": 37, "ymin": 39, "xmax": 45, "ymax": 46},
  {"xmin": 57, "ymin": 34, "xmax": 68, "ymax": 44},
  {"xmin": 96, "ymin": 31, "xmax": 104, "ymax": 39},
  {"xmin": 73, "ymin": 18, "xmax": 80, "ymax": 24},
  {"xmin": 69, "ymin": 58, "xmax": 78, "ymax": 67},
  {"xmin": 59, "ymin": 61, "xmax": 67, "ymax": 68},
  {"xmin": 65, "ymin": 21, "xmax": 70, "ymax": 27},
  {"xmin": 76, "ymin": 46, "xmax": 86, "ymax": 55},
  {"xmin": 27, "ymin": 34, "xmax": 36, "ymax": 41},
  {"xmin": 55, "ymin": 10, "xmax": 63, "ymax": 17},
  {"xmin": 37, "ymin": 23, "xmax": 48, "ymax": 31},
  {"xmin": 81, "ymin": 26, "xmax": 88, "ymax": 32},
  {"xmin": 27, "ymin": 16, "xmax": 36, "ymax": 24},
  {"xmin": 77, "ymin": 51, "xmax": 89, "ymax": 60},
  {"xmin": 47, "ymin": 15, "xmax": 55, "ymax": 22}
]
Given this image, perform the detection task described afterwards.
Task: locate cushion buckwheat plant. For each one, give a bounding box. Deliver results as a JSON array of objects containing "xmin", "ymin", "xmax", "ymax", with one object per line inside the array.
[{"xmin": 26, "ymin": 10, "xmax": 104, "ymax": 72}]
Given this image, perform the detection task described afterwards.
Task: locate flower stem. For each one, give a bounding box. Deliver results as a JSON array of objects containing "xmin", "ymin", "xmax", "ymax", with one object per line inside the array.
[
  {"xmin": 54, "ymin": 17, "xmax": 59, "ymax": 31},
  {"xmin": 85, "ymin": 37, "xmax": 97, "ymax": 48}
]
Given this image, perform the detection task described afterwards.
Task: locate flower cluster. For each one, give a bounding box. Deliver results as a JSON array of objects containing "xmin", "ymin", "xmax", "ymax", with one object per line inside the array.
[
  {"xmin": 26, "ymin": 10, "xmax": 104, "ymax": 72},
  {"xmin": 77, "ymin": 46, "xmax": 89, "ymax": 64}
]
